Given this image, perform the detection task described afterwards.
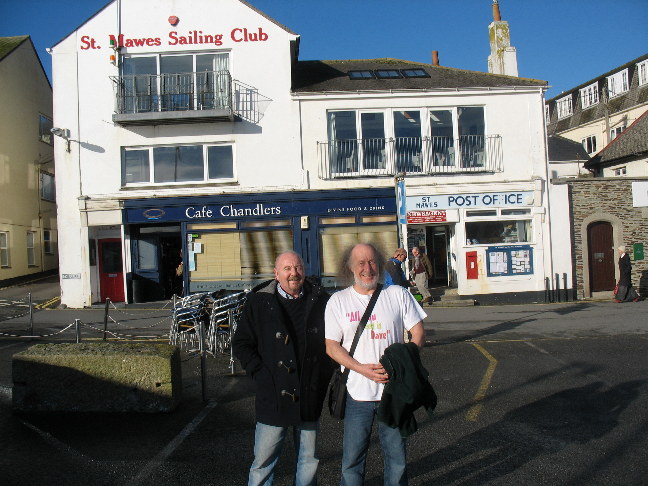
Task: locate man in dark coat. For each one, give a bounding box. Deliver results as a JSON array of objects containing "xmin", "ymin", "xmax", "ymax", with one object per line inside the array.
[
  {"xmin": 615, "ymin": 245, "xmax": 640, "ymax": 303},
  {"xmin": 232, "ymin": 251, "xmax": 333, "ymax": 486}
]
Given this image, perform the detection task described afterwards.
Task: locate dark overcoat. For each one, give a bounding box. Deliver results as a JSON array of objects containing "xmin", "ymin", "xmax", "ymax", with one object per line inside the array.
[
  {"xmin": 618, "ymin": 253, "xmax": 632, "ymax": 287},
  {"xmin": 232, "ymin": 278, "xmax": 333, "ymax": 426}
]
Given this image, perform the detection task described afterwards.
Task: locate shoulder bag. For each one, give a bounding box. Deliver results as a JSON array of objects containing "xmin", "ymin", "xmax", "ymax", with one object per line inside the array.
[{"xmin": 328, "ymin": 284, "xmax": 383, "ymax": 419}]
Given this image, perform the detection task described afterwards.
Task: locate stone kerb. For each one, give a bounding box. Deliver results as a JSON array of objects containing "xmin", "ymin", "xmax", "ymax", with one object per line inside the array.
[{"xmin": 12, "ymin": 343, "xmax": 182, "ymax": 413}]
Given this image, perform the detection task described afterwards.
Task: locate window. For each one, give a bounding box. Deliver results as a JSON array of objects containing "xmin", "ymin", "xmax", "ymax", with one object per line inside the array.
[
  {"xmin": 375, "ymin": 69, "xmax": 402, "ymax": 79},
  {"xmin": 610, "ymin": 126, "xmax": 625, "ymax": 140},
  {"xmin": 582, "ymin": 135, "xmax": 597, "ymax": 154},
  {"xmin": 0, "ymin": 232, "xmax": 8, "ymax": 267},
  {"xmin": 123, "ymin": 143, "xmax": 234, "ymax": 185},
  {"xmin": 27, "ymin": 232, "xmax": 36, "ymax": 266},
  {"xmin": 348, "ymin": 70, "xmax": 374, "ymax": 80},
  {"xmin": 121, "ymin": 53, "xmax": 229, "ymax": 113},
  {"xmin": 430, "ymin": 106, "xmax": 486, "ymax": 168},
  {"xmin": 43, "ymin": 230, "xmax": 54, "ymax": 255},
  {"xmin": 580, "ymin": 82, "xmax": 599, "ymax": 109},
  {"xmin": 613, "ymin": 167, "xmax": 627, "ymax": 176},
  {"xmin": 40, "ymin": 172, "xmax": 56, "ymax": 201},
  {"xmin": 556, "ymin": 95, "xmax": 573, "ymax": 119},
  {"xmin": 401, "ymin": 69, "xmax": 430, "ymax": 78},
  {"xmin": 326, "ymin": 111, "xmax": 387, "ymax": 174},
  {"xmin": 393, "ymin": 111, "xmax": 422, "ymax": 173},
  {"xmin": 39, "ymin": 115, "xmax": 53, "ymax": 144},
  {"xmin": 544, "ymin": 104, "xmax": 550, "ymax": 124},
  {"xmin": 607, "ymin": 69, "xmax": 629, "ymax": 98},
  {"xmin": 638, "ymin": 60, "xmax": 648, "ymax": 86},
  {"xmin": 465, "ymin": 220, "xmax": 532, "ymax": 245}
]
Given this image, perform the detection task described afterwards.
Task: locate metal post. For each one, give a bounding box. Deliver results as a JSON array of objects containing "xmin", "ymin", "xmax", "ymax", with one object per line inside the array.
[
  {"xmin": 75, "ymin": 319, "xmax": 81, "ymax": 343},
  {"xmin": 555, "ymin": 273, "xmax": 561, "ymax": 302},
  {"xmin": 229, "ymin": 308, "xmax": 236, "ymax": 375},
  {"xmin": 563, "ymin": 273, "xmax": 569, "ymax": 302},
  {"xmin": 198, "ymin": 319, "xmax": 207, "ymax": 402},
  {"xmin": 545, "ymin": 277, "xmax": 550, "ymax": 303},
  {"xmin": 28, "ymin": 293, "xmax": 34, "ymax": 337},
  {"xmin": 103, "ymin": 298, "xmax": 111, "ymax": 341}
]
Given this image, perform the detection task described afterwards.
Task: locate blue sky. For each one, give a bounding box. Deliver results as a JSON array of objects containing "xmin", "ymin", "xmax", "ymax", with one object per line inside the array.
[{"xmin": 2, "ymin": 0, "xmax": 647, "ymax": 99}]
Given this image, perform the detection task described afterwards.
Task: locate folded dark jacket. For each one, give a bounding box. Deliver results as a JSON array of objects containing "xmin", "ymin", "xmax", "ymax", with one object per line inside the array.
[{"xmin": 378, "ymin": 342, "xmax": 437, "ymax": 438}]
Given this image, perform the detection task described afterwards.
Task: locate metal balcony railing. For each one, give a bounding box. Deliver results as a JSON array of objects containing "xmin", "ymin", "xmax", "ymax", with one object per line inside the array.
[
  {"xmin": 318, "ymin": 135, "xmax": 503, "ymax": 179},
  {"xmin": 110, "ymin": 71, "xmax": 269, "ymax": 124}
]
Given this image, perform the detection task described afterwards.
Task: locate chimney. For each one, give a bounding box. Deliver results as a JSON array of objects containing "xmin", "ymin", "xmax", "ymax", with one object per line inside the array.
[
  {"xmin": 432, "ymin": 50, "xmax": 440, "ymax": 66},
  {"xmin": 487, "ymin": 0, "xmax": 518, "ymax": 76}
]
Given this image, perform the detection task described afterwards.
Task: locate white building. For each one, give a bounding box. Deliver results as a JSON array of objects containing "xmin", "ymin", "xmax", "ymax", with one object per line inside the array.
[{"xmin": 51, "ymin": 0, "xmax": 555, "ymax": 307}]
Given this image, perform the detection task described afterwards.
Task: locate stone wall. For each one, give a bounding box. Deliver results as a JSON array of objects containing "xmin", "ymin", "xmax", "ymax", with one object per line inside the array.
[{"xmin": 568, "ymin": 178, "xmax": 648, "ymax": 298}]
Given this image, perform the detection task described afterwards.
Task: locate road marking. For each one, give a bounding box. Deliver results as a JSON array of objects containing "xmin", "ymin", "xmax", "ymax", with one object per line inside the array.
[
  {"xmin": 36, "ymin": 296, "xmax": 61, "ymax": 309},
  {"xmin": 466, "ymin": 342, "xmax": 498, "ymax": 422},
  {"xmin": 125, "ymin": 400, "xmax": 219, "ymax": 485}
]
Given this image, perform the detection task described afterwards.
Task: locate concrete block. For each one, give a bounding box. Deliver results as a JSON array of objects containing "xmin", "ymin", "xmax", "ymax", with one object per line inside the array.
[{"xmin": 12, "ymin": 343, "xmax": 182, "ymax": 413}]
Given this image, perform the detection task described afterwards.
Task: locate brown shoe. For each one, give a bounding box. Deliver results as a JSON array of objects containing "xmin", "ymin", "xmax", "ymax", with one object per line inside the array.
[
  {"xmin": 633, "ymin": 297, "xmax": 640, "ymax": 302},
  {"xmin": 613, "ymin": 299, "xmax": 623, "ymax": 303}
]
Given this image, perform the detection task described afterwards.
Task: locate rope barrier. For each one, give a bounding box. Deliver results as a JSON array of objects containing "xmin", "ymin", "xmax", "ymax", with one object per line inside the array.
[{"xmin": 0, "ymin": 323, "xmax": 76, "ymax": 339}]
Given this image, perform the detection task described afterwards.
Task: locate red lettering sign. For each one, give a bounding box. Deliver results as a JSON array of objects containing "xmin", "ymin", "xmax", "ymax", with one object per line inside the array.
[{"xmin": 406, "ymin": 211, "xmax": 447, "ymax": 224}]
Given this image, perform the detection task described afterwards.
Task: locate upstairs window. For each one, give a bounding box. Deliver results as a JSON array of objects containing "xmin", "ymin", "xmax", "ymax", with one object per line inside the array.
[
  {"xmin": 556, "ymin": 95, "xmax": 573, "ymax": 119},
  {"xmin": 610, "ymin": 126, "xmax": 625, "ymax": 140},
  {"xmin": 44, "ymin": 230, "xmax": 54, "ymax": 255},
  {"xmin": 582, "ymin": 135, "xmax": 597, "ymax": 154},
  {"xmin": 638, "ymin": 60, "xmax": 648, "ymax": 86},
  {"xmin": 374, "ymin": 69, "xmax": 402, "ymax": 79},
  {"xmin": 607, "ymin": 69, "xmax": 629, "ymax": 98},
  {"xmin": 348, "ymin": 70, "xmax": 374, "ymax": 80},
  {"xmin": 27, "ymin": 232, "xmax": 36, "ymax": 267},
  {"xmin": 544, "ymin": 104, "xmax": 550, "ymax": 124},
  {"xmin": 39, "ymin": 115, "xmax": 53, "ymax": 145},
  {"xmin": 613, "ymin": 166, "xmax": 627, "ymax": 176},
  {"xmin": 401, "ymin": 68, "xmax": 429, "ymax": 78},
  {"xmin": 0, "ymin": 232, "xmax": 8, "ymax": 267},
  {"xmin": 580, "ymin": 82, "xmax": 599, "ymax": 109},
  {"xmin": 123, "ymin": 143, "xmax": 234, "ymax": 185},
  {"xmin": 40, "ymin": 172, "xmax": 56, "ymax": 201}
]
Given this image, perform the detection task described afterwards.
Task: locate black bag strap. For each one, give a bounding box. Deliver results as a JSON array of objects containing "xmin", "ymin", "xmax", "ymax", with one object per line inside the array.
[{"xmin": 342, "ymin": 283, "xmax": 383, "ymax": 378}]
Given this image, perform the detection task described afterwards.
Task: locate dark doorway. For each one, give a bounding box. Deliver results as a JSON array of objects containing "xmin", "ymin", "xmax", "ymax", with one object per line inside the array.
[
  {"xmin": 587, "ymin": 221, "xmax": 615, "ymax": 292},
  {"xmin": 99, "ymin": 239, "xmax": 125, "ymax": 303},
  {"xmin": 426, "ymin": 225, "xmax": 451, "ymax": 286}
]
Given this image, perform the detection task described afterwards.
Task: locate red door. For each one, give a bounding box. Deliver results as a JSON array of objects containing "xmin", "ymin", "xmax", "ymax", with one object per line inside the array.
[
  {"xmin": 99, "ymin": 239, "xmax": 125, "ymax": 303},
  {"xmin": 587, "ymin": 222, "xmax": 615, "ymax": 292}
]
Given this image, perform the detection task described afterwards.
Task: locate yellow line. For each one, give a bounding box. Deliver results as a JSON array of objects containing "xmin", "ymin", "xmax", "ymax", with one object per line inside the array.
[
  {"xmin": 36, "ymin": 296, "xmax": 61, "ymax": 309},
  {"xmin": 466, "ymin": 342, "xmax": 498, "ymax": 422}
]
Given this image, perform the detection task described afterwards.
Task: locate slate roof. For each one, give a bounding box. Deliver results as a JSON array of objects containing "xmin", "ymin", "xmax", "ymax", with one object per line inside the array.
[
  {"xmin": 292, "ymin": 59, "xmax": 547, "ymax": 92},
  {"xmin": 584, "ymin": 109, "xmax": 648, "ymax": 170},
  {"xmin": 547, "ymin": 135, "xmax": 590, "ymax": 162},
  {"xmin": 0, "ymin": 35, "xmax": 29, "ymax": 62}
]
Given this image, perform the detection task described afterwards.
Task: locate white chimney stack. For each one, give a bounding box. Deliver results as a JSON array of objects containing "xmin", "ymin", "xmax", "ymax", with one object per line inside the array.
[{"xmin": 487, "ymin": 0, "xmax": 518, "ymax": 76}]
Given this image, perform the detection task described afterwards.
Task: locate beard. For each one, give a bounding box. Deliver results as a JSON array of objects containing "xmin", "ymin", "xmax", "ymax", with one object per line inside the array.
[{"xmin": 354, "ymin": 272, "xmax": 378, "ymax": 291}]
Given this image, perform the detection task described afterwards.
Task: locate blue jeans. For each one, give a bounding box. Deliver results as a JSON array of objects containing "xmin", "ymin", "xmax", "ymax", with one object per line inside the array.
[
  {"xmin": 341, "ymin": 396, "xmax": 408, "ymax": 486},
  {"xmin": 248, "ymin": 421, "xmax": 319, "ymax": 486}
]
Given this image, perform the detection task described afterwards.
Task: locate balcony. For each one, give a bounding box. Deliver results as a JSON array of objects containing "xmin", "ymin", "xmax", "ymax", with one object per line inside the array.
[
  {"xmin": 110, "ymin": 71, "xmax": 268, "ymax": 126},
  {"xmin": 318, "ymin": 135, "xmax": 503, "ymax": 180}
]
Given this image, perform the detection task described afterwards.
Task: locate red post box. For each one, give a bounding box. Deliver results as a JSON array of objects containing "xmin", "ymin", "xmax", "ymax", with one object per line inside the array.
[{"xmin": 466, "ymin": 251, "xmax": 478, "ymax": 279}]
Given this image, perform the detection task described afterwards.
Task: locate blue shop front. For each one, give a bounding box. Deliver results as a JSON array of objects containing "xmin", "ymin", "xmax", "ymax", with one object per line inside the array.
[{"xmin": 122, "ymin": 188, "xmax": 397, "ymax": 302}]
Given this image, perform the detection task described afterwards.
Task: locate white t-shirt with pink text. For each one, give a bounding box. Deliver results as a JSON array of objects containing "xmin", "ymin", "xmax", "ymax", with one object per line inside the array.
[{"xmin": 325, "ymin": 284, "xmax": 427, "ymax": 401}]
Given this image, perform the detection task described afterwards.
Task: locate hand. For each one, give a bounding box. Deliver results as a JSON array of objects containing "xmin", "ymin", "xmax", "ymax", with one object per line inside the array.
[{"xmin": 357, "ymin": 363, "xmax": 389, "ymax": 383}]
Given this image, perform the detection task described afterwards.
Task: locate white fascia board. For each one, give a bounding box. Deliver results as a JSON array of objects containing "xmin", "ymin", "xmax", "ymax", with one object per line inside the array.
[{"xmin": 291, "ymin": 86, "xmax": 545, "ymax": 101}]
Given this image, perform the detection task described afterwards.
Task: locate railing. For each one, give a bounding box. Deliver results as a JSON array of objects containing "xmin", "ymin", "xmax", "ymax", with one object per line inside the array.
[
  {"xmin": 318, "ymin": 135, "xmax": 503, "ymax": 179},
  {"xmin": 110, "ymin": 71, "xmax": 270, "ymax": 124}
]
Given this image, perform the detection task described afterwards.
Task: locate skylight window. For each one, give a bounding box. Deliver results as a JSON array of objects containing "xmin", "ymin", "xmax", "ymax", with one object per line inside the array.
[
  {"xmin": 348, "ymin": 70, "xmax": 375, "ymax": 80},
  {"xmin": 375, "ymin": 69, "xmax": 402, "ymax": 79},
  {"xmin": 401, "ymin": 68, "xmax": 430, "ymax": 78}
]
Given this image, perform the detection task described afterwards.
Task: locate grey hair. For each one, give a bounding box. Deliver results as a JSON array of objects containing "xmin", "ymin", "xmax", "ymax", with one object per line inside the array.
[
  {"xmin": 338, "ymin": 243, "xmax": 385, "ymax": 287},
  {"xmin": 618, "ymin": 245, "xmax": 626, "ymax": 253}
]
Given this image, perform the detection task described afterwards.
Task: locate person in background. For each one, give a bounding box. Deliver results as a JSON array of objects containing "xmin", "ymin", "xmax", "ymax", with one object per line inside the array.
[
  {"xmin": 384, "ymin": 248, "xmax": 410, "ymax": 288},
  {"xmin": 232, "ymin": 251, "xmax": 333, "ymax": 486},
  {"xmin": 409, "ymin": 246, "xmax": 433, "ymax": 305},
  {"xmin": 614, "ymin": 245, "xmax": 640, "ymax": 303},
  {"xmin": 325, "ymin": 243, "xmax": 426, "ymax": 486}
]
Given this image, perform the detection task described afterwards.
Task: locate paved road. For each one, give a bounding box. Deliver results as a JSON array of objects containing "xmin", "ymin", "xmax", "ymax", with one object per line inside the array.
[{"xmin": 0, "ymin": 278, "xmax": 646, "ymax": 485}]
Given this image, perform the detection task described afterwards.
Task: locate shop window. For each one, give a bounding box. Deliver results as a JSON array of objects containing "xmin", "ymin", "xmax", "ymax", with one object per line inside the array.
[
  {"xmin": 466, "ymin": 209, "xmax": 497, "ymax": 217},
  {"xmin": 43, "ymin": 230, "xmax": 54, "ymax": 255},
  {"xmin": 319, "ymin": 224, "xmax": 396, "ymax": 277},
  {"xmin": 123, "ymin": 143, "xmax": 234, "ymax": 185},
  {"xmin": 39, "ymin": 114, "xmax": 53, "ymax": 145},
  {"xmin": 27, "ymin": 231, "xmax": 36, "ymax": 266},
  {"xmin": 606, "ymin": 69, "xmax": 629, "ymax": 98},
  {"xmin": 189, "ymin": 229, "xmax": 293, "ymax": 282},
  {"xmin": 465, "ymin": 220, "xmax": 532, "ymax": 245},
  {"xmin": 321, "ymin": 217, "xmax": 356, "ymax": 225},
  {"xmin": 0, "ymin": 232, "xmax": 9, "ymax": 267}
]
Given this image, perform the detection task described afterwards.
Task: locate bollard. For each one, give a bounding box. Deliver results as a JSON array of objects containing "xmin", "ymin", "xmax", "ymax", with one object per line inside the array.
[
  {"xmin": 198, "ymin": 319, "xmax": 207, "ymax": 402},
  {"xmin": 555, "ymin": 273, "xmax": 561, "ymax": 303},
  {"xmin": 545, "ymin": 277, "xmax": 551, "ymax": 303},
  {"xmin": 75, "ymin": 319, "xmax": 81, "ymax": 343},
  {"xmin": 28, "ymin": 293, "xmax": 34, "ymax": 337},
  {"xmin": 563, "ymin": 273, "xmax": 569, "ymax": 302},
  {"xmin": 103, "ymin": 298, "xmax": 111, "ymax": 341}
]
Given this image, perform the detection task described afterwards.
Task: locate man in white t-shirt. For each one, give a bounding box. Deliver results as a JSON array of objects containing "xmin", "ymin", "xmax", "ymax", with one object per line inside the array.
[{"xmin": 325, "ymin": 243, "xmax": 426, "ymax": 486}]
